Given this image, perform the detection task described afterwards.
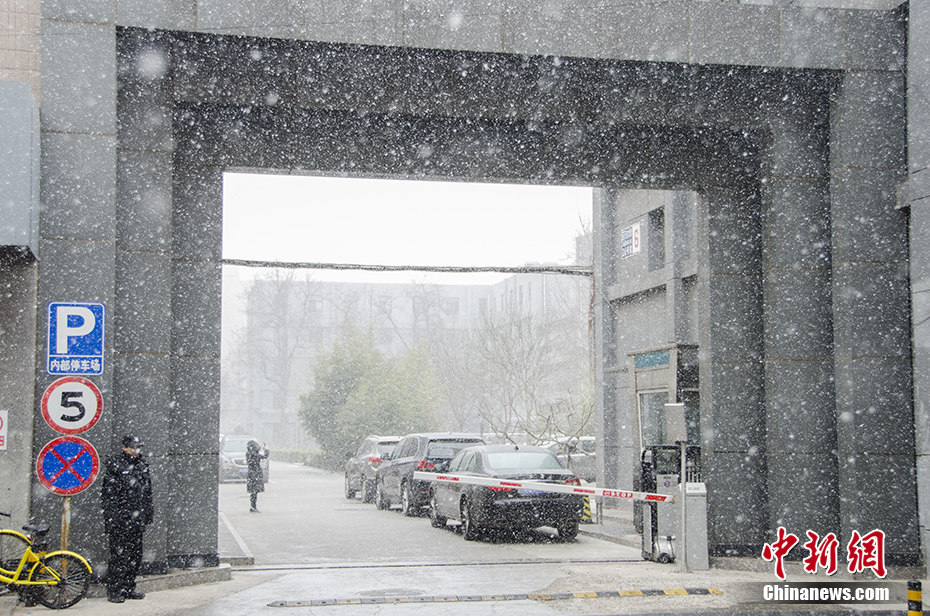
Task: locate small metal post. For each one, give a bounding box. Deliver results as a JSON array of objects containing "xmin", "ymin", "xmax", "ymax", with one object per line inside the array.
[
  {"xmin": 907, "ymin": 580, "xmax": 921, "ymax": 616},
  {"xmin": 677, "ymin": 440, "xmax": 689, "ymax": 572},
  {"xmin": 60, "ymin": 496, "xmax": 71, "ymax": 551}
]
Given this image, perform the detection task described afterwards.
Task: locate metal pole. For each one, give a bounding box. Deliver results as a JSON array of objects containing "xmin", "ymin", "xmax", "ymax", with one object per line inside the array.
[
  {"xmin": 677, "ymin": 440, "xmax": 689, "ymax": 572},
  {"xmin": 60, "ymin": 496, "xmax": 71, "ymax": 551}
]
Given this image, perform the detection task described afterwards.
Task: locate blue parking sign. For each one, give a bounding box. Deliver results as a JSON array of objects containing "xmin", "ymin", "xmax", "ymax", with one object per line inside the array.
[{"xmin": 47, "ymin": 302, "xmax": 105, "ymax": 375}]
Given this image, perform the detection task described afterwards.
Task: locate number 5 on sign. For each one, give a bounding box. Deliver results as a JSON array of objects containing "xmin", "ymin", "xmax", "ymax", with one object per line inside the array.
[{"xmin": 41, "ymin": 377, "xmax": 103, "ymax": 435}]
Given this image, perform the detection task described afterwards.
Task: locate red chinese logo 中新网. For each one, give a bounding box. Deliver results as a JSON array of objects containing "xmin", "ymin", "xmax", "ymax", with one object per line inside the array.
[
  {"xmin": 761, "ymin": 527, "xmax": 887, "ymax": 580},
  {"xmin": 803, "ymin": 530, "xmax": 839, "ymax": 575},
  {"xmin": 847, "ymin": 529, "xmax": 886, "ymax": 578},
  {"xmin": 761, "ymin": 526, "xmax": 799, "ymax": 580}
]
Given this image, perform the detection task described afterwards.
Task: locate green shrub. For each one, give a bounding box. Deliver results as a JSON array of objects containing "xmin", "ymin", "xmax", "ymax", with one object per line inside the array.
[{"xmin": 269, "ymin": 449, "xmax": 315, "ymax": 464}]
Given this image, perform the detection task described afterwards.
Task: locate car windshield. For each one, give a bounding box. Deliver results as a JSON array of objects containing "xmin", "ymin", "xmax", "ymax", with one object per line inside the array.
[
  {"xmin": 377, "ymin": 443, "xmax": 397, "ymax": 455},
  {"xmin": 223, "ymin": 440, "xmax": 250, "ymax": 453},
  {"xmin": 426, "ymin": 440, "xmax": 483, "ymax": 459},
  {"xmin": 486, "ymin": 452, "xmax": 563, "ymax": 470}
]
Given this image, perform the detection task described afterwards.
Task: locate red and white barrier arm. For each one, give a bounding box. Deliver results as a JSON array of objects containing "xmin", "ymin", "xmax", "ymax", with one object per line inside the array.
[{"xmin": 413, "ymin": 471, "xmax": 674, "ymax": 503}]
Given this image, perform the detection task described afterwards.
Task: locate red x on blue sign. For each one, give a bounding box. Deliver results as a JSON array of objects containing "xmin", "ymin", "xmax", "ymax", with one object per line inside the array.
[{"xmin": 36, "ymin": 436, "xmax": 99, "ymax": 496}]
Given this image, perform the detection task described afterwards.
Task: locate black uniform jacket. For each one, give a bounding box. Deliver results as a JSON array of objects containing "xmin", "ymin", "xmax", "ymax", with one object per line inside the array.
[{"xmin": 101, "ymin": 452, "xmax": 154, "ymax": 532}]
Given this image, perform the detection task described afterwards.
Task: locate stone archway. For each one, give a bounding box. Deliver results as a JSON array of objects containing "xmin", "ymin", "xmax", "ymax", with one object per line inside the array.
[{"xmin": 33, "ymin": 22, "xmax": 917, "ymax": 570}]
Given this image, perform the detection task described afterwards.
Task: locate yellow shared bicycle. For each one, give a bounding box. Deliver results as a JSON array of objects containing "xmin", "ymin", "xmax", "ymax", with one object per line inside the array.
[{"xmin": 0, "ymin": 512, "xmax": 92, "ymax": 609}]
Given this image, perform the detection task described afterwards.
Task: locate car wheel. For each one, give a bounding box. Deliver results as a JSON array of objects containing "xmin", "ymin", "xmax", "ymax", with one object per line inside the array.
[
  {"xmin": 461, "ymin": 498, "xmax": 480, "ymax": 541},
  {"xmin": 344, "ymin": 474, "xmax": 356, "ymax": 500},
  {"xmin": 429, "ymin": 494, "xmax": 446, "ymax": 528},
  {"xmin": 401, "ymin": 482, "xmax": 417, "ymax": 517},
  {"xmin": 375, "ymin": 480, "xmax": 390, "ymax": 511},
  {"xmin": 362, "ymin": 478, "xmax": 376, "ymax": 504},
  {"xmin": 558, "ymin": 520, "xmax": 579, "ymax": 542}
]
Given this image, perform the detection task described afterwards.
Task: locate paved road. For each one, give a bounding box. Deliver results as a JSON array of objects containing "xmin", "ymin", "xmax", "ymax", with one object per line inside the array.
[
  {"xmin": 9, "ymin": 462, "xmax": 910, "ymax": 616},
  {"xmin": 219, "ymin": 461, "xmax": 641, "ymax": 567}
]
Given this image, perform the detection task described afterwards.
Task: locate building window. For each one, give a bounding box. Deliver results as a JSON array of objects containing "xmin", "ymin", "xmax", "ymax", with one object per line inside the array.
[
  {"xmin": 442, "ymin": 297, "xmax": 459, "ymax": 316},
  {"xmin": 635, "ymin": 349, "xmax": 670, "ymax": 369},
  {"xmin": 648, "ymin": 207, "xmax": 665, "ymax": 272},
  {"xmin": 639, "ymin": 390, "xmax": 669, "ymax": 448}
]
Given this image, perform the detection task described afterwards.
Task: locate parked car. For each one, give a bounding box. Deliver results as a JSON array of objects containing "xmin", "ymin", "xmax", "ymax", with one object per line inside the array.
[
  {"xmin": 375, "ymin": 433, "xmax": 485, "ymax": 515},
  {"xmin": 219, "ymin": 434, "xmax": 270, "ymax": 483},
  {"xmin": 429, "ymin": 444, "xmax": 584, "ymax": 541},
  {"xmin": 345, "ymin": 435, "xmax": 399, "ymax": 502},
  {"xmin": 542, "ymin": 436, "xmax": 596, "ymax": 483}
]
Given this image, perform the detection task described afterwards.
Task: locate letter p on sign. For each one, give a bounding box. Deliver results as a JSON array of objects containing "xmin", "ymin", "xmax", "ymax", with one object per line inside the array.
[{"xmin": 55, "ymin": 305, "xmax": 95, "ymax": 353}]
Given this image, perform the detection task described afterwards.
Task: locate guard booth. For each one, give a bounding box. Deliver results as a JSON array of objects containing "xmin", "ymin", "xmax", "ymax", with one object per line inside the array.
[{"xmin": 635, "ymin": 444, "xmax": 705, "ymax": 567}]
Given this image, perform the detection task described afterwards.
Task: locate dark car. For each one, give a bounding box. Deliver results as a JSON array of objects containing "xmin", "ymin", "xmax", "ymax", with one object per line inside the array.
[
  {"xmin": 219, "ymin": 434, "xmax": 270, "ymax": 483},
  {"xmin": 344, "ymin": 435, "xmax": 399, "ymax": 503},
  {"xmin": 375, "ymin": 432, "xmax": 485, "ymax": 515},
  {"xmin": 428, "ymin": 444, "xmax": 583, "ymax": 541}
]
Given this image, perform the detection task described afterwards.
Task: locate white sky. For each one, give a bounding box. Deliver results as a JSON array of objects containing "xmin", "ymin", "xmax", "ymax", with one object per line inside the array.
[{"xmin": 222, "ymin": 172, "xmax": 593, "ymax": 284}]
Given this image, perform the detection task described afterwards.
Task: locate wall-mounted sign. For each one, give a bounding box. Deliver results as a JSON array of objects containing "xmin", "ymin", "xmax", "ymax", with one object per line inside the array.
[
  {"xmin": 621, "ymin": 223, "xmax": 641, "ymax": 259},
  {"xmin": 36, "ymin": 436, "xmax": 100, "ymax": 496},
  {"xmin": 47, "ymin": 302, "xmax": 105, "ymax": 375},
  {"xmin": 0, "ymin": 411, "xmax": 7, "ymax": 450},
  {"xmin": 41, "ymin": 377, "xmax": 103, "ymax": 435}
]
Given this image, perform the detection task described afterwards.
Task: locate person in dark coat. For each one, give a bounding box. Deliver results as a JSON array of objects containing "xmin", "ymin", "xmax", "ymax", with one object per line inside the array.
[
  {"xmin": 246, "ymin": 439, "xmax": 269, "ymax": 512},
  {"xmin": 101, "ymin": 434, "xmax": 154, "ymax": 603}
]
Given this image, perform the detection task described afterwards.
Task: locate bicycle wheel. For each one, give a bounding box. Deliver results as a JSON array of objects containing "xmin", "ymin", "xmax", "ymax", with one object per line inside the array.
[
  {"xmin": 0, "ymin": 530, "xmax": 29, "ymax": 576},
  {"xmin": 29, "ymin": 553, "xmax": 90, "ymax": 609}
]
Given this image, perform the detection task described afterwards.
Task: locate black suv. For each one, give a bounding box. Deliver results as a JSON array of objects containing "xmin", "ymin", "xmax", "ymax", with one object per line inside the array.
[{"xmin": 375, "ymin": 433, "xmax": 485, "ymax": 515}]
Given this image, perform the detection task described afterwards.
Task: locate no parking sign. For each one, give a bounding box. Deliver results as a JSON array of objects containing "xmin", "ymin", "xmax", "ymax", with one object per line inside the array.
[{"xmin": 36, "ymin": 436, "xmax": 100, "ymax": 496}]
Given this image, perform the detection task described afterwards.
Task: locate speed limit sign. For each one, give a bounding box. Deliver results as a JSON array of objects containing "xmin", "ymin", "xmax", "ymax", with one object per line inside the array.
[{"xmin": 41, "ymin": 377, "xmax": 103, "ymax": 435}]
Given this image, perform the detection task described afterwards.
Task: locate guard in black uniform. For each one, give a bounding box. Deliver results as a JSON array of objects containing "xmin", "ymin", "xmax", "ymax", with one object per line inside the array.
[{"xmin": 101, "ymin": 434, "xmax": 154, "ymax": 603}]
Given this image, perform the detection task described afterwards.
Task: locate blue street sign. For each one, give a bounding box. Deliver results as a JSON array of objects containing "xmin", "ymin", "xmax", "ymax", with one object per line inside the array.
[
  {"xmin": 36, "ymin": 436, "xmax": 100, "ymax": 496},
  {"xmin": 47, "ymin": 302, "xmax": 105, "ymax": 376}
]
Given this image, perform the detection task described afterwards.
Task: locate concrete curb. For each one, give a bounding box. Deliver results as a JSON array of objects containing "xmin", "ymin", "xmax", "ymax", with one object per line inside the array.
[
  {"xmin": 269, "ymin": 587, "xmax": 724, "ymax": 607},
  {"xmin": 85, "ymin": 564, "xmax": 232, "ymax": 598},
  {"xmin": 577, "ymin": 527, "xmax": 640, "ymax": 549}
]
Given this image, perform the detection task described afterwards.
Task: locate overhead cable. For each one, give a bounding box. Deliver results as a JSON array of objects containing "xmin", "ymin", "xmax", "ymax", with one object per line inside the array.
[{"xmin": 221, "ymin": 258, "xmax": 593, "ymax": 277}]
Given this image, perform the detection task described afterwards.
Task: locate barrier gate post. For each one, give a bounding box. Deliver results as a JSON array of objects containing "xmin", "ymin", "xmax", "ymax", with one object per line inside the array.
[
  {"xmin": 678, "ymin": 442, "xmax": 709, "ymax": 571},
  {"xmin": 640, "ymin": 444, "xmax": 709, "ymax": 569},
  {"xmin": 683, "ymin": 481, "xmax": 708, "ymax": 570},
  {"xmin": 677, "ymin": 440, "xmax": 689, "ymax": 573}
]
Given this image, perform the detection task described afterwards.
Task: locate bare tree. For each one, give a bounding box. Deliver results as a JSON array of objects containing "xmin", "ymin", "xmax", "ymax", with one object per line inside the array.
[
  {"xmin": 423, "ymin": 227, "xmax": 595, "ymax": 441},
  {"xmin": 431, "ymin": 272, "xmax": 592, "ymax": 445},
  {"xmin": 473, "ymin": 305, "xmax": 591, "ymax": 442},
  {"xmin": 429, "ymin": 327, "xmax": 478, "ymax": 431},
  {"xmin": 242, "ymin": 269, "xmax": 321, "ymax": 448}
]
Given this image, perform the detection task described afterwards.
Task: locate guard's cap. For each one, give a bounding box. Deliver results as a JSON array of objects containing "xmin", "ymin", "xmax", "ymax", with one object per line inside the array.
[{"xmin": 122, "ymin": 434, "xmax": 143, "ymax": 448}]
